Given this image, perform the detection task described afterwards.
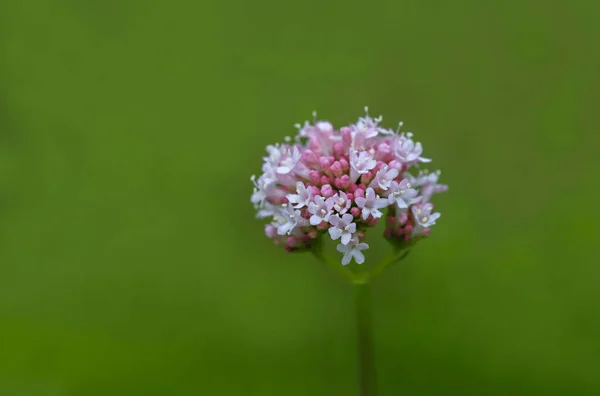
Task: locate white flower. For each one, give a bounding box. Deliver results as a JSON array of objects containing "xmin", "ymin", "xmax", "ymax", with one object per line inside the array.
[
  {"xmin": 412, "ymin": 203, "xmax": 441, "ymax": 228},
  {"xmin": 394, "ymin": 133, "xmax": 430, "ymax": 163},
  {"xmin": 327, "ymin": 191, "xmax": 351, "ymax": 214},
  {"xmin": 328, "ymin": 213, "xmax": 356, "ymax": 245},
  {"xmin": 407, "ymin": 170, "xmax": 448, "ymax": 203},
  {"xmin": 336, "ymin": 236, "xmax": 369, "ymax": 265},
  {"xmin": 286, "ymin": 181, "xmax": 313, "ymax": 209},
  {"xmin": 349, "ymin": 149, "xmax": 377, "ymax": 183},
  {"xmin": 308, "ymin": 195, "xmax": 334, "ymax": 225},
  {"xmin": 387, "ymin": 179, "xmax": 420, "ymax": 209},
  {"xmin": 275, "ymin": 204, "xmax": 307, "ymax": 235},
  {"xmin": 276, "ymin": 145, "xmax": 302, "ymax": 174},
  {"xmin": 369, "ymin": 164, "xmax": 399, "ymax": 191},
  {"xmin": 355, "ymin": 187, "xmax": 390, "ymax": 220}
]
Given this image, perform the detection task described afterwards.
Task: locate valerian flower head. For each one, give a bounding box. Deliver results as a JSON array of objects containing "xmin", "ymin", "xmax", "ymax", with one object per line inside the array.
[{"xmin": 250, "ymin": 108, "xmax": 447, "ymax": 264}]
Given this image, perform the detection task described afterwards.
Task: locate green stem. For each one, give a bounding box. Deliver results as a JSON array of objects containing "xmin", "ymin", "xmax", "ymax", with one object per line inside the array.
[
  {"xmin": 312, "ymin": 251, "xmax": 357, "ymax": 282},
  {"xmin": 354, "ymin": 281, "xmax": 377, "ymax": 396},
  {"xmin": 368, "ymin": 249, "xmax": 410, "ymax": 281}
]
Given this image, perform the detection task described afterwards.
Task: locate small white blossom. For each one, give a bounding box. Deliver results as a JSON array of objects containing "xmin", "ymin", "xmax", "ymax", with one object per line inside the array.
[
  {"xmin": 286, "ymin": 181, "xmax": 313, "ymax": 209},
  {"xmin": 355, "ymin": 187, "xmax": 390, "ymax": 220},
  {"xmin": 369, "ymin": 164, "xmax": 399, "ymax": 191},
  {"xmin": 394, "ymin": 133, "xmax": 430, "ymax": 163},
  {"xmin": 407, "ymin": 170, "xmax": 448, "ymax": 202},
  {"xmin": 349, "ymin": 149, "xmax": 377, "ymax": 183},
  {"xmin": 328, "ymin": 213, "xmax": 356, "ymax": 245},
  {"xmin": 276, "ymin": 204, "xmax": 307, "ymax": 235},
  {"xmin": 328, "ymin": 191, "xmax": 351, "ymax": 214},
  {"xmin": 336, "ymin": 236, "xmax": 369, "ymax": 265},
  {"xmin": 276, "ymin": 145, "xmax": 302, "ymax": 174},
  {"xmin": 412, "ymin": 203, "xmax": 441, "ymax": 228},
  {"xmin": 388, "ymin": 179, "xmax": 420, "ymax": 209},
  {"xmin": 308, "ymin": 195, "xmax": 334, "ymax": 225}
]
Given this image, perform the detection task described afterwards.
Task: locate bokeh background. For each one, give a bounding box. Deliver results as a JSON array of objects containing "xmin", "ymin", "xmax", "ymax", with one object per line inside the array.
[{"xmin": 1, "ymin": 1, "xmax": 599, "ymax": 395}]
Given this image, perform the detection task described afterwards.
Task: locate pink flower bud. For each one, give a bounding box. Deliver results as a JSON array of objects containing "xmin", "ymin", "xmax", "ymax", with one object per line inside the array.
[
  {"xmin": 321, "ymin": 184, "xmax": 334, "ymax": 198},
  {"xmin": 302, "ymin": 150, "xmax": 320, "ymax": 166},
  {"xmin": 389, "ymin": 160, "xmax": 403, "ymax": 170},
  {"xmin": 265, "ymin": 224, "xmax": 277, "ymax": 238},
  {"xmin": 340, "ymin": 127, "xmax": 352, "ymax": 146},
  {"xmin": 309, "ymin": 170, "xmax": 321, "ymax": 184},
  {"xmin": 319, "ymin": 157, "xmax": 332, "ymax": 170},
  {"xmin": 339, "ymin": 175, "xmax": 351, "ymax": 189},
  {"xmin": 330, "ymin": 161, "xmax": 342, "ymax": 176},
  {"xmin": 350, "ymin": 207, "xmax": 361, "ymax": 217},
  {"xmin": 333, "ymin": 142, "xmax": 345, "ymax": 158},
  {"xmin": 339, "ymin": 158, "xmax": 349, "ymax": 171},
  {"xmin": 398, "ymin": 211, "xmax": 409, "ymax": 224},
  {"xmin": 377, "ymin": 143, "xmax": 391, "ymax": 157},
  {"xmin": 308, "ymin": 136, "xmax": 321, "ymax": 152}
]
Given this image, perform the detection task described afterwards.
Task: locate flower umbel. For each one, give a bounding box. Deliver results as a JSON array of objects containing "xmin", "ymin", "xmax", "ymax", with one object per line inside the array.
[{"xmin": 251, "ymin": 108, "xmax": 447, "ymax": 264}]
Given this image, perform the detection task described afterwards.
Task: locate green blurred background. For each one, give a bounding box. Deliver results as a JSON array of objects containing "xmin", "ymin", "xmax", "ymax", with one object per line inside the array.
[{"xmin": 1, "ymin": 1, "xmax": 599, "ymax": 395}]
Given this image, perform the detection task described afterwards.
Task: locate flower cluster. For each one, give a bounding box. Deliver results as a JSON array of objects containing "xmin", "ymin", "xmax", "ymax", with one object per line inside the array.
[{"xmin": 251, "ymin": 108, "xmax": 447, "ymax": 265}]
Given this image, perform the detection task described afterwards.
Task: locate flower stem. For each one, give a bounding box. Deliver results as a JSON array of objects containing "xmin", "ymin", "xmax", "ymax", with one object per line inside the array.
[
  {"xmin": 354, "ymin": 280, "xmax": 377, "ymax": 396},
  {"xmin": 368, "ymin": 249, "xmax": 410, "ymax": 281},
  {"xmin": 312, "ymin": 250, "xmax": 357, "ymax": 282}
]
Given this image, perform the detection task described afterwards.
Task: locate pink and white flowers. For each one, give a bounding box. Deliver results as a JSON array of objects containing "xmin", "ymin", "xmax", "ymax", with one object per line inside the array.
[{"xmin": 251, "ymin": 108, "xmax": 447, "ymax": 265}]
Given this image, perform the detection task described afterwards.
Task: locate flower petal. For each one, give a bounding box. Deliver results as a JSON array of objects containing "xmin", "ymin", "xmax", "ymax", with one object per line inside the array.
[
  {"xmin": 355, "ymin": 197, "xmax": 366, "ymax": 208},
  {"xmin": 329, "ymin": 227, "xmax": 342, "ymax": 240},
  {"xmin": 353, "ymin": 250, "xmax": 365, "ymax": 264},
  {"xmin": 341, "ymin": 252, "xmax": 352, "ymax": 266},
  {"xmin": 310, "ymin": 215, "xmax": 322, "ymax": 226},
  {"xmin": 341, "ymin": 232, "xmax": 352, "ymax": 245}
]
